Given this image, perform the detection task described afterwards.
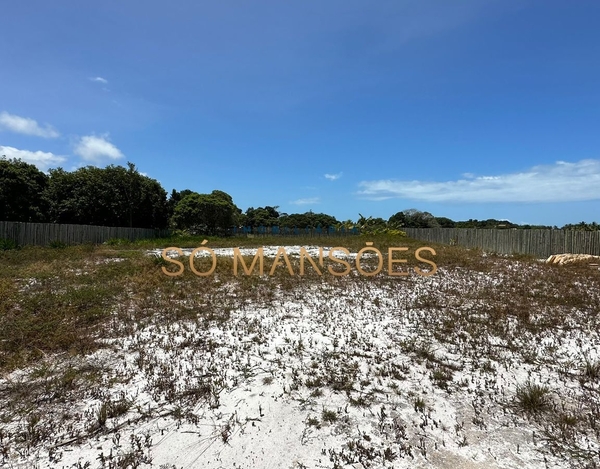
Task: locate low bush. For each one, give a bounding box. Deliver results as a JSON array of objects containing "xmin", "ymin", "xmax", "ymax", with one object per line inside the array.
[{"xmin": 0, "ymin": 238, "xmax": 18, "ymax": 250}]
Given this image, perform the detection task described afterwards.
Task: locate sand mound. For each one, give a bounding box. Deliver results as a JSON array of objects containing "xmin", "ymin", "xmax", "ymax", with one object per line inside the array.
[{"xmin": 546, "ymin": 253, "xmax": 600, "ymax": 265}]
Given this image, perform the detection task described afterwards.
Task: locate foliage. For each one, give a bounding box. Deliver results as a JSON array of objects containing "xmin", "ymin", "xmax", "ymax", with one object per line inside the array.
[
  {"xmin": 357, "ymin": 214, "xmax": 406, "ymax": 236},
  {"xmin": 244, "ymin": 206, "xmax": 281, "ymax": 227},
  {"xmin": 0, "ymin": 157, "xmax": 49, "ymax": 222},
  {"xmin": 166, "ymin": 189, "xmax": 195, "ymax": 220},
  {"xmin": 388, "ymin": 209, "xmax": 442, "ymax": 228},
  {"xmin": 515, "ymin": 382, "xmax": 551, "ymax": 413},
  {"xmin": 105, "ymin": 238, "xmax": 131, "ymax": 246},
  {"xmin": 278, "ymin": 211, "xmax": 338, "ymax": 229},
  {"xmin": 455, "ymin": 218, "xmax": 519, "ymax": 228},
  {"xmin": 387, "ymin": 211, "xmax": 407, "ymax": 228},
  {"xmin": 0, "ymin": 238, "xmax": 18, "ymax": 251},
  {"xmin": 561, "ymin": 221, "xmax": 600, "ymax": 231},
  {"xmin": 403, "ymin": 209, "xmax": 440, "ymax": 228},
  {"xmin": 171, "ymin": 190, "xmax": 240, "ymax": 235},
  {"xmin": 44, "ymin": 162, "xmax": 169, "ymax": 229},
  {"xmin": 4, "ymin": 152, "xmax": 599, "ymax": 236},
  {"xmin": 435, "ymin": 216, "xmax": 456, "ymax": 228},
  {"xmin": 48, "ymin": 240, "xmax": 68, "ymax": 249}
]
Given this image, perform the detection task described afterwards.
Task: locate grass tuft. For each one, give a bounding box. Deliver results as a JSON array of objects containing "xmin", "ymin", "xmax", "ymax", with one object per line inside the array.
[{"xmin": 515, "ymin": 382, "xmax": 551, "ymax": 414}]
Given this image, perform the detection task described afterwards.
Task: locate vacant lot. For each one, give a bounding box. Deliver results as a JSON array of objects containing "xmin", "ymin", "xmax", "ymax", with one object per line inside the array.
[{"xmin": 1, "ymin": 236, "xmax": 599, "ymax": 468}]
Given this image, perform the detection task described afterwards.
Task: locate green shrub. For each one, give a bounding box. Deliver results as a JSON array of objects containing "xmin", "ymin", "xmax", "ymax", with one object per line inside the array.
[
  {"xmin": 321, "ymin": 409, "xmax": 338, "ymax": 423},
  {"xmin": 0, "ymin": 238, "xmax": 18, "ymax": 250},
  {"xmin": 582, "ymin": 358, "xmax": 600, "ymax": 381},
  {"xmin": 105, "ymin": 237, "xmax": 130, "ymax": 246},
  {"xmin": 515, "ymin": 382, "xmax": 551, "ymax": 413},
  {"xmin": 49, "ymin": 239, "xmax": 68, "ymax": 249},
  {"xmin": 360, "ymin": 228, "xmax": 407, "ymax": 236}
]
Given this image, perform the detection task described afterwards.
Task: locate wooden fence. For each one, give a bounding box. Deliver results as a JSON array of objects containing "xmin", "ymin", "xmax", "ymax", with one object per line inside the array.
[
  {"xmin": 404, "ymin": 228, "xmax": 600, "ymax": 258},
  {"xmin": 0, "ymin": 221, "xmax": 170, "ymax": 246}
]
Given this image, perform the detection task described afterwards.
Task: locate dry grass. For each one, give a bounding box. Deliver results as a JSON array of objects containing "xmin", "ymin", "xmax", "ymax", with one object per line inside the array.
[{"xmin": 0, "ymin": 235, "xmax": 599, "ymax": 467}]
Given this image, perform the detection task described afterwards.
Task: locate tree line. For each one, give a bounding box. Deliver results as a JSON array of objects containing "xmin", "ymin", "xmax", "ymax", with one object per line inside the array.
[{"xmin": 1, "ymin": 157, "xmax": 598, "ymax": 234}]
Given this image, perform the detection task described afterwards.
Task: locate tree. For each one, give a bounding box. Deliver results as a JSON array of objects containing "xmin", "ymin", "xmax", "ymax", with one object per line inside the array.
[
  {"xmin": 134, "ymin": 169, "xmax": 170, "ymax": 229},
  {"xmin": 335, "ymin": 219, "xmax": 356, "ymax": 230},
  {"xmin": 278, "ymin": 212, "xmax": 338, "ymax": 229},
  {"xmin": 357, "ymin": 214, "xmax": 387, "ymax": 232},
  {"xmin": 356, "ymin": 214, "xmax": 406, "ymax": 235},
  {"xmin": 0, "ymin": 157, "xmax": 49, "ymax": 222},
  {"xmin": 455, "ymin": 218, "xmax": 518, "ymax": 229},
  {"xmin": 561, "ymin": 221, "xmax": 600, "ymax": 231},
  {"xmin": 401, "ymin": 209, "xmax": 440, "ymax": 228},
  {"xmin": 388, "ymin": 211, "xmax": 407, "ymax": 228},
  {"xmin": 45, "ymin": 163, "xmax": 169, "ymax": 229},
  {"xmin": 435, "ymin": 216, "xmax": 456, "ymax": 228},
  {"xmin": 244, "ymin": 206, "xmax": 280, "ymax": 227},
  {"xmin": 214, "ymin": 190, "xmax": 244, "ymax": 227},
  {"xmin": 171, "ymin": 190, "xmax": 239, "ymax": 235},
  {"xmin": 167, "ymin": 189, "xmax": 195, "ymax": 220}
]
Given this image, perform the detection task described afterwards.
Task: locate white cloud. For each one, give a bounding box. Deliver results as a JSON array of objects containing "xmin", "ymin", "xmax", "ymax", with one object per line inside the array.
[
  {"xmin": 324, "ymin": 172, "xmax": 342, "ymax": 181},
  {"xmin": 90, "ymin": 76, "xmax": 108, "ymax": 84},
  {"xmin": 0, "ymin": 145, "xmax": 66, "ymax": 171},
  {"xmin": 0, "ymin": 111, "xmax": 60, "ymax": 138},
  {"xmin": 74, "ymin": 134, "xmax": 124, "ymax": 163},
  {"xmin": 357, "ymin": 159, "xmax": 600, "ymax": 203},
  {"xmin": 290, "ymin": 197, "xmax": 320, "ymax": 205}
]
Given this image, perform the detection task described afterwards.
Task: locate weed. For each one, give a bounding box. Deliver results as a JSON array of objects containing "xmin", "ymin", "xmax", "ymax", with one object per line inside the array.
[
  {"xmin": 515, "ymin": 382, "xmax": 551, "ymax": 414},
  {"xmin": 96, "ymin": 397, "xmax": 132, "ymax": 428},
  {"xmin": 431, "ymin": 366, "xmax": 453, "ymax": 390},
  {"xmin": 306, "ymin": 416, "xmax": 320, "ymax": 427},
  {"xmin": 0, "ymin": 238, "xmax": 18, "ymax": 250},
  {"xmin": 105, "ymin": 238, "xmax": 131, "ymax": 246},
  {"xmin": 49, "ymin": 240, "xmax": 68, "ymax": 249},
  {"xmin": 321, "ymin": 409, "xmax": 338, "ymax": 424},
  {"xmin": 582, "ymin": 358, "xmax": 600, "ymax": 381},
  {"xmin": 383, "ymin": 446, "xmax": 396, "ymax": 461},
  {"xmin": 413, "ymin": 397, "xmax": 426, "ymax": 413},
  {"xmin": 481, "ymin": 360, "xmax": 496, "ymax": 373},
  {"xmin": 0, "ymin": 237, "xmax": 599, "ymax": 468},
  {"xmin": 262, "ymin": 376, "xmax": 274, "ymax": 385}
]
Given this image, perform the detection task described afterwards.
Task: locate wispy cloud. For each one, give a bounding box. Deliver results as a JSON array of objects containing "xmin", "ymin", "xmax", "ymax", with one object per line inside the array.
[
  {"xmin": 324, "ymin": 172, "xmax": 342, "ymax": 181},
  {"xmin": 0, "ymin": 111, "xmax": 60, "ymax": 138},
  {"xmin": 290, "ymin": 197, "xmax": 320, "ymax": 205},
  {"xmin": 0, "ymin": 145, "xmax": 66, "ymax": 171},
  {"xmin": 89, "ymin": 76, "xmax": 108, "ymax": 84},
  {"xmin": 73, "ymin": 134, "xmax": 124, "ymax": 163},
  {"xmin": 358, "ymin": 159, "xmax": 600, "ymax": 203}
]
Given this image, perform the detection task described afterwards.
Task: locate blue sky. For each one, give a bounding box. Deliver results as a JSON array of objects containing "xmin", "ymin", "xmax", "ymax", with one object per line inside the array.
[{"xmin": 1, "ymin": 0, "xmax": 599, "ymax": 226}]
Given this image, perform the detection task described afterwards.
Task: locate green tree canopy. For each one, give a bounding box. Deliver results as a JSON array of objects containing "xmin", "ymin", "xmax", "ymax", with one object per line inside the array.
[
  {"xmin": 454, "ymin": 218, "xmax": 518, "ymax": 228},
  {"xmin": 434, "ymin": 216, "xmax": 456, "ymax": 228},
  {"xmin": 561, "ymin": 221, "xmax": 600, "ymax": 231},
  {"xmin": 391, "ymin": 209, "xmax": 440, "ymax": 228},
  {"xmin": 45, "ymin": 162, "xmax": 169, "ymax": 228},
  {"xmin": 171, "ymin": 190, "xmax": 240, "ymax": 235},
  {"xmin": 388, "ymin": 211, "xmax": 407, "ymax": 228},
  {"xmin": 0, "ymin": 157, "xmax": 49, "ymax": 222},
  {"xmin": 167, "ymin": 189, "xmax": 195, "ymax": 219},
  {"xmin": 278, "ymin": 211, "xmax": 338, "ymax": 229},
  {"xmin": 244, "ymin": 206, "xmax": 280, "ymax": 227}
]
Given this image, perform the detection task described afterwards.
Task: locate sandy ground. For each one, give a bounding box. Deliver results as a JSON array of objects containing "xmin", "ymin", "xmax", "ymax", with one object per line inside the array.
[{"xmin": 1, "ymin": 247, "xmax": 599, "ymax": 468}]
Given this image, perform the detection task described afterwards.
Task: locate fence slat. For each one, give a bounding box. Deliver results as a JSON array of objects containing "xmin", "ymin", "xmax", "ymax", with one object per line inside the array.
[
  {"xmin": 0, "ymin": 221, "xmax": 168, "ymax": 246},
  {"xmin": 404, "ymin": 228, "xmax": 600, "ymax": 258}
]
